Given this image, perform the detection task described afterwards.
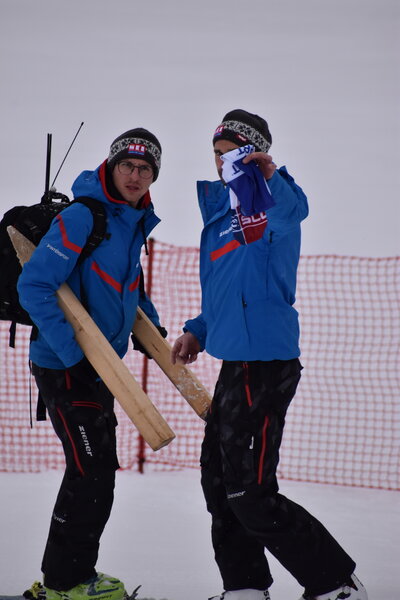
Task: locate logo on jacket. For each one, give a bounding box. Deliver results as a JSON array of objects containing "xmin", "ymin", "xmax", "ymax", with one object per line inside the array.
[
  {"xmin": 46, "ymin": 243, "xmax": 69, "ymax": 260},
  {"xmin": 231, "ymin": 207, "xmax": 267, "ymax": 245},
  {"xmin": 128, "ymin": 143, "xmax": 146, "ymax": 156}
]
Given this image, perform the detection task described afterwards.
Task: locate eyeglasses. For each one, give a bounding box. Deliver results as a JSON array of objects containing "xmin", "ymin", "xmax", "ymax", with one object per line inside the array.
[{"xmin": 117, "ymin": 161, "xmax": 153, "ymax": 179}]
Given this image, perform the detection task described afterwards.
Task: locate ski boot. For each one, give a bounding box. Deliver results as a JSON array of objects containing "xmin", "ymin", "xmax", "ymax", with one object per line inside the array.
[
  {"xmin": 23, "ymin": 573, "xmax": 136, "ymax": 600},
  {"xmin": 209, "ymin": 590, "xmax": 271, "ymax": 600},
  {"xmin": 299, "ymin": 574, "xmax": 368, "ymax": 600}
]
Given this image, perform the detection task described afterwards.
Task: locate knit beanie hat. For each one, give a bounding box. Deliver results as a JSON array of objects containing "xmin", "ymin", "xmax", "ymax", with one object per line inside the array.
[
  {"xmin": 212, "ymin": 109, "xmax": 272, "ymax": 153},
  {"xmin": 107, "ymin": 127, "xmax": 162, "ymax": 181}
]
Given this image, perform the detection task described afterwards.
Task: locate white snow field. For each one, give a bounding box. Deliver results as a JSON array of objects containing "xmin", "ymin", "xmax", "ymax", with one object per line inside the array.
[{"xmin": 0, "ymin": 470, "xmax": 398, "ymax": 600}]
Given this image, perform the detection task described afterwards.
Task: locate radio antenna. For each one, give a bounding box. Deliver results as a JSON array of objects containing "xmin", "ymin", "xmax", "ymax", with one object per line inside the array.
[
  {"xmin": 43, "ymin": 133, "xmax": 52, "ymax": 200},
  {"xmin": 51, "ymin": 121, "xmax": 84, "ymax": 188}
]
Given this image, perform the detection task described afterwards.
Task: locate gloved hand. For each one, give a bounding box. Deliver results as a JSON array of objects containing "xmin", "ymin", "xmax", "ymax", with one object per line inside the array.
[
  {"xmin": 67, "ymin": 356, "xmax": 99, "ymax": 387},
  {"xmin": 131, "ymin": 325, "xmax": 167, "ymax": 359},
  {"xmin": 156, "ymin": 325, "xmax": 168, "ymax": 339}
]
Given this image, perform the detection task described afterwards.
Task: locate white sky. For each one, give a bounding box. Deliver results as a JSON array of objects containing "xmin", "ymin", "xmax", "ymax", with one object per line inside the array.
[{"xmin": 1, "ymin": 0, "xmax": 399, "ymax": 256}]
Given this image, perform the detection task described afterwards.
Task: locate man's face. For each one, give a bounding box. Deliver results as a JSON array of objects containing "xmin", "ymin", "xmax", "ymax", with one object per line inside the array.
[
  {"xmin": 112, "ymin": 158, "xmax": 154, "ymax": 207},
  {"xmin": 214, "ymin": 140, "xmax": 239, "ymax": 181}
]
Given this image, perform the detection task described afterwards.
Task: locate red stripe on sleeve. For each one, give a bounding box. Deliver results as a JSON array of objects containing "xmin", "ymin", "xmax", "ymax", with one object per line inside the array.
[
  {"xmin": 56, "ymin": 214, "xmax": 83, "ymax": 254},
  {"xmin": 129, "ymin": 274, "xmax": 140, "ymax": 292}
]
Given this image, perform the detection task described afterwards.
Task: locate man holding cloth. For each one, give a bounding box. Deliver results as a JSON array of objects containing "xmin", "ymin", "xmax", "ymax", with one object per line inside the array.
[{"xmin": 172, "ymin": 109, "xmax": 367, "ymax": 600}]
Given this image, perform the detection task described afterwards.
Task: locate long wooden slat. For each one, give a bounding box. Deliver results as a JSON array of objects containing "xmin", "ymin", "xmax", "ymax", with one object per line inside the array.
[{"xmin": 7, "ymin": 226, "xmax": 175, "ymax": 451}]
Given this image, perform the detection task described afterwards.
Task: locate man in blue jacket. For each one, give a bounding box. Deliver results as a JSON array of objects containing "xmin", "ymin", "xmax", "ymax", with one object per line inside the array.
[
  {"xmin": 18, "ymin": 127, "xmax": 165, "ymax": 600},
  {"xmin": 171, "ymin": 110, "xmax": 367, "ymax": 600}
]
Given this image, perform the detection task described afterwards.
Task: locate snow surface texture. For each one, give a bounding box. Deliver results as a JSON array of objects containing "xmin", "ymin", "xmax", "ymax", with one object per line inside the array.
[
  {"xmin": 0, "ymin": 470, "xmax": 398, "ymax": 600},
  {"xmin": 0, "ymin": 0, "xmax": 399, "ymax": 257}
]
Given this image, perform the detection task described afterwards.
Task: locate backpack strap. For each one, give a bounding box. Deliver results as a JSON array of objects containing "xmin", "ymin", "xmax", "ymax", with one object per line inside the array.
[
  {"xmin": 70, "ymin": 197, "xmax": 109, "ymax": 264},
  {"xmin": 139, "ymin": 267, "xmax": 146, "ymax": 298},
  {"xmin": 36, "ymin": 390, "xmax": 47, "ymax": 422},
  {"xmin": 9, "ymin": 321, "xmax": 16, "ymax": 348},
  {"xmin": 67, "ymin": 197, "xmax": 109, "ymax": 317}
]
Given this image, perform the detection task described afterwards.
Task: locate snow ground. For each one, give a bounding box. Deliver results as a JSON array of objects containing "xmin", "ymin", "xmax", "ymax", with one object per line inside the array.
[{"xmin": 0, "ymin": 470, "xmax": 398, "ymax": 600}]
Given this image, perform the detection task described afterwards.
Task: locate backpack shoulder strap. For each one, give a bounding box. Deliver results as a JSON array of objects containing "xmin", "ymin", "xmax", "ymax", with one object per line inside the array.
[{"xmin": 70, "ymin": 197, "xmax": 108, "ymax": 264}]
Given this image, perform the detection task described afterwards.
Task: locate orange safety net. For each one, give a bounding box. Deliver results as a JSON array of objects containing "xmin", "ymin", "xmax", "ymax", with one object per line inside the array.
[{"xmin": 0, "ymin": 242, "xmax": 399, "ymax": 490}]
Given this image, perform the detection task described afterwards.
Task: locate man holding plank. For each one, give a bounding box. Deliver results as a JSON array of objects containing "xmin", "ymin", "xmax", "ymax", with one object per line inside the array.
[{"xmin": 18, "ymin": 127, "xmax": 166, "ymax": 600}]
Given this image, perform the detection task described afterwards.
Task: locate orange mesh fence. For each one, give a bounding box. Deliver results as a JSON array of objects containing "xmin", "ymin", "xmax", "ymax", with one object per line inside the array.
[{"xmin": 0, "ymin": 243, "xmax": 399, "ymax": 490}]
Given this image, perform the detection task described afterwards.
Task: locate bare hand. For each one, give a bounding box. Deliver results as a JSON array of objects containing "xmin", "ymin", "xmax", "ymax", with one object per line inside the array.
[
  {"xmin": 171, "ymin": 331, "xmax": 201, "ymax": 365},
  {"xmin": 242, "ymin": 151, "xmax": 276, "ymax": 180}
]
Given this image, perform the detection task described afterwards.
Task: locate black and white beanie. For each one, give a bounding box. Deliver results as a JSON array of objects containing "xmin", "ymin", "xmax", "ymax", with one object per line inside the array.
[
  {"xmin": 212, "ymin": 109, "xmax": 272, "ymax": 153},
  {"xmin": 107, "ymin": 128, "xmax": 162, "ymax": 181}
]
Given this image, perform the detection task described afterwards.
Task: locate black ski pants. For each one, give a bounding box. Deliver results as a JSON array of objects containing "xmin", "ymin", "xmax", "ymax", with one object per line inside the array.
[
  {"xmin": 32, "ymin": 363, "xmax": 120, "ymax": 591},
  {"xmin": 200, "ymin": 360, "xmax": 356, "ymax": 597}
]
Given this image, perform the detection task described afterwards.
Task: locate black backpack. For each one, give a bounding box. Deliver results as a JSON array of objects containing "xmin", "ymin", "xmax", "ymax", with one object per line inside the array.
[{"xmin": 0, "ymin": 192, "xmax": 108, "ymax": 346}]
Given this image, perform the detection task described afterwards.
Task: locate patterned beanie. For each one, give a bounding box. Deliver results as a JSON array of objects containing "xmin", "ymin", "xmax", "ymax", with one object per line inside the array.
[
  {"xmin": 107, "ymin": 128, "xmax": 162, "ymax": 181},
  {"xmin": 212, "ymin": 109, "xmax": 272, "ymax": 153}
]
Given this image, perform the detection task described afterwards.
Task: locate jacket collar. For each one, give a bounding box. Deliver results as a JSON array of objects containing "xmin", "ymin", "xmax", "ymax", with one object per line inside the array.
[{"xmin": 197, "ymin": 180, "xmax": 230, "ymax": 226}]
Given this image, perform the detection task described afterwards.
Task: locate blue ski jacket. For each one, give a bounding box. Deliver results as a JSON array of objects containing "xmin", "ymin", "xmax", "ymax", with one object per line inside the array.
[
  {"xmin": 17, "ymin": 161, "xmax": 161, "ymax": 369},
  {"xmin": 184, "ymin": 167, "xmax": 309, "ymax": 361}
]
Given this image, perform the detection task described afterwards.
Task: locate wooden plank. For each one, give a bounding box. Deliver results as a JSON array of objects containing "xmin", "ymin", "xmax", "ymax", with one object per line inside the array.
[
  {"xmin": 8, "ymin": 226, "xmax": 175, "ymax": 451},
  {"xmin": 133, "ymin": 309, "xmax": 211, "ymax": 419}
]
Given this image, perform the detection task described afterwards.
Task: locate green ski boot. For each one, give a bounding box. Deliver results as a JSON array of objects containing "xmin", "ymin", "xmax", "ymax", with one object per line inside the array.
[{"xmin": 23, "ymin": 573, "xmax": 130, "ymax": 600}]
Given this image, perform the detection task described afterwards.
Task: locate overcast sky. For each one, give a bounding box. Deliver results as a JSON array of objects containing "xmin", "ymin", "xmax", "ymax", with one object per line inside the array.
[{"xmin": 1, "ymin": 0, "xmax": 398, "ymax": 256}]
